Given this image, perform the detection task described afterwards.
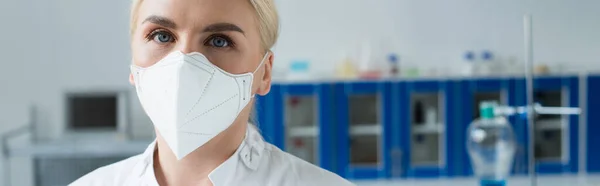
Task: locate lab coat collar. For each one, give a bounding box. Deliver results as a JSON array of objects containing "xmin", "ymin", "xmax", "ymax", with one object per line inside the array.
[
  {"xmin": 237, "ymin": 124, "xmax": 266, "ymax": 170},
  {"xmin": 137, "ymin": 124, "xmax": 266, "ymax": 186},
  {"xmin": 209, "ymin": 124, "xmax": 266, "ymax": 185},
  {"xmin": 139, "ymin": 139, "xmax": 157, "ymax": 177}
]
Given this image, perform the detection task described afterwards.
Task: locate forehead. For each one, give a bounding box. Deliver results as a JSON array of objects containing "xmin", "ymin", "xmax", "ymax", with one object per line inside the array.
[{"xmin": 137, "ymin": 0, "xmax": 257, "ymax": 30}]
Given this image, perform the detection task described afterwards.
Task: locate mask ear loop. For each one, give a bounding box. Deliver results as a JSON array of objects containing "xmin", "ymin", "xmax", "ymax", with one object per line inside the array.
[
  {"xmin": 244, "ymin": 52, "xmax": 270, "ymax": 101},
  {"xmin": 253, "ymin": 52, "xmax": 270, "ymax": 74}
]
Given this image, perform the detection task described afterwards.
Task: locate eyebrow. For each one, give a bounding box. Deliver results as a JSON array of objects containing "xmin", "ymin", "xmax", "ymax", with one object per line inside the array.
[
  {"xmin": 142, "ymin": 15, "xmax": 177, "ymax": 29},
  {"xmin": 203, "ymin": 23, "xmax": 245, "ymax": 35}
]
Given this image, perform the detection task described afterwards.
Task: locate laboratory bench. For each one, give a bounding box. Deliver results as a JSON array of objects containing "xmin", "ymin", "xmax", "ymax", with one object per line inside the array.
[
  {"xmin": 256, "ymin": 74, "xmax": 600, "ymax": 180},
  {"xmin": 3, "ymin": 132, "xmax": 152, "ymax": 186}
]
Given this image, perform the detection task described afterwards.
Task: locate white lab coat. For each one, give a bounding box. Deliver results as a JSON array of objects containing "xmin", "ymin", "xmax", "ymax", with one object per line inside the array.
[{"xmin": 70, "ymin": 124, "xmax": 355, "ymax": 186}]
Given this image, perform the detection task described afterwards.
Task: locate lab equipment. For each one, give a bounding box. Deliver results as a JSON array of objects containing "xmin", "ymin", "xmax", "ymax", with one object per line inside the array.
[
  {"xmin": 404, "ymin": 67, "xmax": 420, "ymax": 78},
  {"xmin": 425, "ymin": 107, "xmax": 437, "ymax": 127},
  {"xmin": 288, "ymin": 60, "xmax": 312, "ymax": 81},
  {"xmin": 414, "ymin": 101, "xmax": 424, "ymax": 125},
  {"xmin": 534, "ymin": 64, "xmax": 550, "ymax": 75},
  {"xmin": 480, "ymin": 51, "xmax": 493, "ymax": 76},
  {"xmin": 357, "ymin": 41, "xmax": 383, "ymax": 80},
  {"xmin": 388, "ymin": 54, "xmax": 400, "ymax": 78},
  {"xmin": 467, "ymin": 101, "xmax": 516, "ymax": 186},
  {"xmin": 335, "ymin": 56, "xmax": 358, "ymax": 79},
  {"xmin": 462, "ymin": 51, "xmax": 476, "ymax": 76}
]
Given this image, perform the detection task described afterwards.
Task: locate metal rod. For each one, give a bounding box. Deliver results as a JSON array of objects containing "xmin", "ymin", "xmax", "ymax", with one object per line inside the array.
[
  {"xmin": 3, "ymin": 135, "xmax": 10, "ymax": 186},
  {"xmin": 524, "ymin": 14, "xmax": 537, "ymax": 186},
  {"xmin": 533, "ymin": 106, "xmax": 581, "ymax": 115},
  {"xmin": 4, "ymin": 154, "xmax": 10, "ymax": 186},
  {"xmin": 1, "ymin": 105, "xmax": 37, "ymax": 186},
  {"xmin": 494, "ymin": 105, "xmax": 581, "ymax": 116},
  {"xmin": 1, "ymin": 126, "xmax": 31, "ymax": 186}
]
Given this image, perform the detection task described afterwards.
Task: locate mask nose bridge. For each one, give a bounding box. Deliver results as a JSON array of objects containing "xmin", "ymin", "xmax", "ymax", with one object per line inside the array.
[{"xmin": 182, "ymin": 52, "xmax": 209, "ymax": 68}]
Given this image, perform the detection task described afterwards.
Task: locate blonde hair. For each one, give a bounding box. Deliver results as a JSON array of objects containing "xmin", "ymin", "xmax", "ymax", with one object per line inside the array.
[{"xmin": 129, "ymin": 0, "xmax": 280, "ymax": 52}]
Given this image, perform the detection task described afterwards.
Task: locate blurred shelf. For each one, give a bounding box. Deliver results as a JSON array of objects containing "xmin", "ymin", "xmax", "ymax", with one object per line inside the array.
[
  {"xmin": 536, "ymin": 157, "xmax": 565, "ymax": 163},
  {"xmin": 288, "ymin": 126, "xmax": 319, "ymax": 137},
  {"xmin": 535, "ymin": 119, "xmax": 563, "ymax": 130},
  {"xmin": 412, "ymin": 161, "xmax": 441, "ymax": 167},
  {"xmin": 412, "ymin": 124, "xmax": 445, "ymax": 134},
  {"xmin": 350, "ymin": 125, "xmax": 382, "ymax": 136}
]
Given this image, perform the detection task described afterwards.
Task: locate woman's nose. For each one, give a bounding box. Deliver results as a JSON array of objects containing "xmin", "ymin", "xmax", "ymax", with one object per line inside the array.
[{"xmin": 176, "ymin": 36, "xmax": 200, "ymax": 54}]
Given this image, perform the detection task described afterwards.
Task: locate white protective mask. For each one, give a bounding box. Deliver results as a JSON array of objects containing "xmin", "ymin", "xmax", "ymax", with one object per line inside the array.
[{"xmin": 130, "ymin": 51, "xmax": 267, "ymax": 160}]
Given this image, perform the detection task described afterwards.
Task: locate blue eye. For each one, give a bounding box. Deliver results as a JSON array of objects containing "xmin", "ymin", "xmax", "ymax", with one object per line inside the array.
[
  {"xmin": 152, "ymin": 31, "xmax": 174, "ymax": 43},
  {"xmin": 209, "ymin": 36, "xmax": 229, "ymax": 48}
]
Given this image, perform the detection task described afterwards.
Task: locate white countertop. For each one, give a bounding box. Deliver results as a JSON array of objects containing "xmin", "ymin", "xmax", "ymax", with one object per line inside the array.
[{"xmin": 6, "ymin": 133, "xmax": 153, "ymax": 158}]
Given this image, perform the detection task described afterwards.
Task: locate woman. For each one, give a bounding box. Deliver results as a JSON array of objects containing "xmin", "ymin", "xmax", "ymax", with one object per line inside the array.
[{"xmin": 71, "ymin": 0, "xmax": 354, "ymax": 185}]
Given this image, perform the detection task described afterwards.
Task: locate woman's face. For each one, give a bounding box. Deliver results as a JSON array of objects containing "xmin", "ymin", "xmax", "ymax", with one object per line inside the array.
[{"xmin": 130, "ymin": 0, "xmax": 272, "ymax": 95}]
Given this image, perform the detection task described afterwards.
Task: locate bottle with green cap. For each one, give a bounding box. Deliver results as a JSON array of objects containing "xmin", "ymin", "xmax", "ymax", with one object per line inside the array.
[{"xmin": 467, "ymin": 101, "xmax": 516, "ymax": 186}]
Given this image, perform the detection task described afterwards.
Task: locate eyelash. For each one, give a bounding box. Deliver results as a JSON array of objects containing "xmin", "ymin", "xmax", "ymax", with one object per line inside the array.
[
  {"xmin": 146, "ymin": 29, "xmax": 175, "ymax": 43},
  {"xmin": 204, "ymin": 34, "xmax": 236, "ymax": 48},
  {"xmin": 145, "ymin": 29, "xmax": 236, "ymax": 49}
]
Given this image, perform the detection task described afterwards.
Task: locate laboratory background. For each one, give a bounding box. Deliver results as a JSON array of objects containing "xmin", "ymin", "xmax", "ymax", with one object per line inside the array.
[{"xmin": 1, "ymin": 0, "xmax": 599, "ymax": 186}]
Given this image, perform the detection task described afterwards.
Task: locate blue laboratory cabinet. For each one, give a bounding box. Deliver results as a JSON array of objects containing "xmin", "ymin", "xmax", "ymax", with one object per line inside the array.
[
  {"xmin": 398, "ymin": 80, "xmax": 458, "ymax": 177},
  {"xmin": 333, "ymin": 81, "xmax": 393, "ymax": 179},
  {"xmin": 514, "ymin": 76, "xmax": 580, "ymax": 174},
  {"xmin": 587, "ymin": 75, "xmax": 600, "ymax": 173},
  {"xmin": 256, "ymin": 82, "xmax": 336, "ymax": 171},
  {"xmin": 256, "ymin": 73, "xmax": 598, "ymax": 180}
]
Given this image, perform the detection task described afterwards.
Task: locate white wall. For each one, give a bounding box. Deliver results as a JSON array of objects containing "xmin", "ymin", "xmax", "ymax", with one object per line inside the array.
[
  {"xmin": 0, "ymin": 0, "xmax": 598, "ymax": 185},
  {"xmin": 1, "ymin": 0, "xmax": 150, "ymax": 138},
  {"xmin": 1, "ymin": 0, "xmax": 49, "ymax": 185},
  {"xmin": 40, "ymin": 0, "xmax": 154, "ymax": 140},
  {"xmin": 0, "ymin": 0, "xmax": 152, "ymax": 185},
  {"xmin": 274, "ymin": 0, "xmax": 600, "ymax": 77}
]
